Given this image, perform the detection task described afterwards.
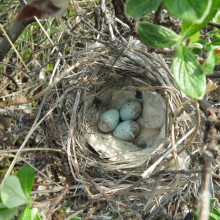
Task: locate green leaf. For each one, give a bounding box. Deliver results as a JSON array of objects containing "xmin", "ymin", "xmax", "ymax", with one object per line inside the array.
[
  {"xmin": 211, "ymin": 207, "xmax": 220, "ymax": 216},
  {"xmin": 210, "ymin": 198, "xmax": 216, "ymax": 207},
  {"xmin": 204, "ymin": 39, "xmax": 220, "ymax": 51},
  {"xmin": 213, "ymin": 10, "xmax": 220, "ymax": 22},
  {"xmin": 181, "ymin": 21, "xmax": 191, "ymax": 35},
  {"xmin": 173, "ymin": 45, "xmax": 206, "ymax": 99},
  {"xmin": 70, "ymin": 218, "xmax": 81, "ymax": 220},
  {"xmin": 202, "ymin": 50, "xmax": 215, "ymax": 74},
  {"xmin": 137, "ymin": 22, "xmax": 179, "ymax": 48},
  {"xmin": 18, "ymin": 205, "xmax": 32, "ymax": 220},
  {"xmin": 182, "ymin": 0, "xmax": 220, "ymax": 39},
  {"xmin": 1, "ymin": 176, "xmax": 32, "ymax": 208},
  {"xmin": 16, "ymin": 166, "xmax": 35, "ymax": 198},
  {"xmin": 125, "ymin": 0, "xmax": 162, "ymax": 18},
  {"xmin": 207, "ymin": 31, "xmax": 215, "ymax": 38},
  {"xmin": 189, "ymin": 41, "xmax": 203, "ymax": 54},
  {"xmin": 191, "ymin": 48, "xmax": 202, "ymax": 55},
  {"xmin": 0, "ymin": 203, "xmax": 7, "ymax": 209},
  {"xmin": 31, "ymin": 208, "xmax": 38, "ymax": 220},
  {"xmin": 0, "ymin": 207, "xmax": 18, "ymax": 220},
  {"xmin": 46, "ymin": 63, "xmax": 53, "ymax": 71},
  {"xmin": 206, "ymin": 31, "xmax": 220, "ymax": 39},
  {"xmin": 33, "ymin": 213, "xmax": 41, "ymax": 220},
  {"xmin": 196, "ymin": 39, "xmax": 208, "ymax": 46},
  {"xmin": 181, "ymin": 22, "xmax": 200, "ymax": 43},
  {"xmin": 189, "ymin": 32, "xmax": 200, "ymax": 44},
  {"xmin": 188, "ymin": 43, "xmax": 203, "ymax": 50},
  {"xmin": 213, "ymin": 11, "xmax": 220, "ymax": 33},
  {"xmin": 209, "ymin": 211, "xmax": 220, "ymax": 220},
  {"xmin": 22, "ymin": 49, "xmax": 31, "ymax": 61},
  {"xmin": 163, "ymin": 0, "xmax": 211, "ymax": 23}
]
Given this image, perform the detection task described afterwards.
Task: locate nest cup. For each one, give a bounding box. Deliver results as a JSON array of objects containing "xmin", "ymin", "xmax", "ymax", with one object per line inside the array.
[
  {"xmin": 77, "ymin": 40, "xmax": 201, "ymax": 218},
  {"xmin": 85, "ymin": 76, "xmax": 167, "ymax": 161}
]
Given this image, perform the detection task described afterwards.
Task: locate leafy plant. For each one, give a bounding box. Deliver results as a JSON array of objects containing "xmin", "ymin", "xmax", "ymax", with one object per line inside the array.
[
  {"xmin": 193, "ymin": 198, "xmax": 220, "ymax": 220},
  {"xmin": 126, "ymin": 0, "xmax": 220, "ymax": 98},
  {"xmin": 22, "ymin": 48, "xmax": 31, "ymax": 61},
  {"xmin": 0, "ymin": 165, "xmax": 41, "ymax": 220}
]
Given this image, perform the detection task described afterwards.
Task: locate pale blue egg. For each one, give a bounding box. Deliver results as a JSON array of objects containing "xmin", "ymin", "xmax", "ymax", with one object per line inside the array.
[
  {"xmin": 98, "ymin": 109, "xmax": 119, "ymax": 132},
  {"xmin": 120, "ymin": 101, "xmax": 142, "ymax": 121},
  {"xmin": 113, "ymin": 120, "xmax": 140, "ymax": 141}
]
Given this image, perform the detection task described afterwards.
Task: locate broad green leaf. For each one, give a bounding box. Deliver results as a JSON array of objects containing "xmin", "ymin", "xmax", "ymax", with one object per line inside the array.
[
  {"xmin": 0, "ymin": 203, "xmax": 7, "ymax": 208},
  {"xmin": 173, "ymin": 45, "xmax": 206, "ymax": 99},
  {"xmin": 181, "ymin": 22, "xmax": 200, "ymax": 43},
  {"xmin": 204, "ymin": 43, "xmax": 212, "ymax": 51},
  {"xmin": 188, "ymin": 43, "xmax": 203, "ymax": 50},
  {"xmin": 0, "ymin": 207, "xmax": 18, "ymax": 220},
  {"xmin": 209, "ymin": 212, "xmax": 220, "ymax": 220},
  {"xmin": 181, "ymin": 21, "xmax": 191, "ymax": 34},
  {"xmin": 213, "ymin": 11, "xmax": 220, "ymax": 32},
  {"xmin": 213, "ymin": 10, "xmax": 220, "ymax": 22},
  {"xmin": 189, "ymin": 32, "xmax": 200, "ymax": 44},
  {"xmin": 206, "ymin": 30, "xmax": 220, "ymax": 39},
  {"xmin": 70, "ymin": 218, "xmax": 81, "ymax": 220},
  {"xmin": 125, "ymin": 0, "xmax": 162, "ymax": 18},
  {"xmin": 196, "ymin": 39, "xmax": 208, "ymax": 46},
  {"xmin": 189, "ymin": 42, "xmax": 203, "ymax": 54},
  {"xmin": 204, "ymin": 39, "xmax": 220, "ymax": 51},
  {"xmin": 207, "ymin": 31, "xmax": 215, "ymax": 38},
  {"xmin": 137, "ymin": 22, "xmax": 179, "ymax": 48},
  {"xmin": 1, "ymin": 176, "xmax": 32, "ymax": 208},
  {"xmin": 163, "ymin": 0, "xmax": 211, "ymax": 23},
  {"xmin": 191, "ymin": 48, "xmax": 202, "ymax": 55},
  {"xmin": 188, "ymin": 42, "xmax": 203, "ymax": 55},
  {"xmin": 210, "ymin": 198, "xmax": 216, "ymax": 207},
  {"xmin": 202, "ymin": 50, "xmax": 215, "ymax": 73},
  {"xmin": 16, "ymin": 166, "xmax": 35, "ymax": 198},
  {"xmin": 211, "ymin": 207, "xmax": 220, "ymax": 215},
  {"xmin": 33, "ymin": 213, "xmax": 41, "ymax": 220},
  {"xmin": 31, "ymin": 208, "xmax": 38, "ymax": 220},
  {"xmin": 182, "ymin": 0, "xmax": 220, "ymax": 39},
  {"xmin": 18, "ymin": 205, "xmax": 32, "ymax": 220}
]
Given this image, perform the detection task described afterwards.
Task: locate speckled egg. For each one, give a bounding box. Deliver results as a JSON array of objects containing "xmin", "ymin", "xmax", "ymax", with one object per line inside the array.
[
  {"xmin": 113, "ymin": 120, "xmax": 140, "ymax": 141},
  {"xmin": 98, "ymin": 109, "xmax": 119, "ymax": 132},
  {"xmin": 120, "ymin": 101, "xmax": 142, "ymax": 121}
]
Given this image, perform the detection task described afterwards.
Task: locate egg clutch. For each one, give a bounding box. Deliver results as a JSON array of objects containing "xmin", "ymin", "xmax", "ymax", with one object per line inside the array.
[{"xmin": 98, "ymin": 101, "xmax": 142, "ymax": 141}]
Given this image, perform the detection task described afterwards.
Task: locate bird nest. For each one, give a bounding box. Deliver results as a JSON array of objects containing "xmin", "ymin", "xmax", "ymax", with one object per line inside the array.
[
  {"xmin": 1, "ymin": 37, "xmax": 204, "ymax": 219},
  {"xmin": 35, "ymin": 37, "xmax": 202, "ymax": 219},
  {"xmin": 74, "ymin": 39, "xmax": 203, "ymax": 219},
  {"xmin": 0, "ymin": 5, "xmax": 206, "ymax": 220}
]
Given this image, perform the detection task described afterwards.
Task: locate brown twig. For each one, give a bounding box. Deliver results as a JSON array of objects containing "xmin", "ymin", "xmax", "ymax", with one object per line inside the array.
[
  {"xmin": 206, "ymin": 71, "xmax": 220, "ymax": 78},
  {"xmin": 0, "ymin": 65, "xmax": 97, "ymax": 107},
  {"xmin": 83, "ymin": 171, "xmax": 109, "ymax": 201},
  {"xmin": 154, "ymin": 2, "xmax": 165, "ymax": 24},
  {"xmin": 209, "ymin": 21, "xmax": 220, "ymax": 30},
  {"xmin": 47, "ymin": 182, "xmax": 70, "ymax": 218},
  {"xmin": 198, "ymin": 108, "xmax": 219, "ymax": 220}
]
